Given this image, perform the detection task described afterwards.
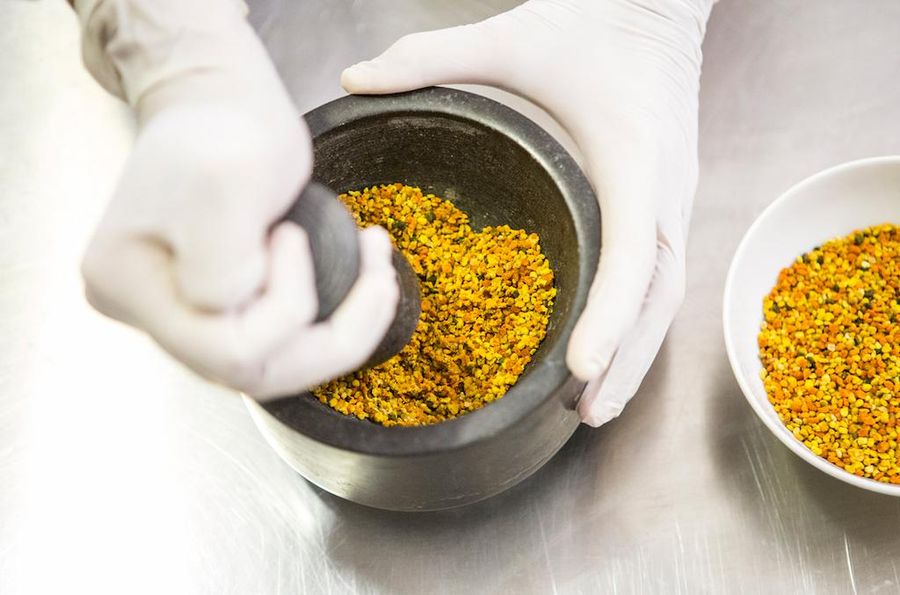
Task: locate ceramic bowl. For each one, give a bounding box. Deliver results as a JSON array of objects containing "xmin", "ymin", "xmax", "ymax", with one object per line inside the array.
[{"xmin": 724, "ymin": 156, "xmax": 900, "ymax": 496}]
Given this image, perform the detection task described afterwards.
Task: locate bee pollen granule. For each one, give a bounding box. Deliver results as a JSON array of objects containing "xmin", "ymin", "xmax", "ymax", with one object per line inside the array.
[
  {"xmin": 758, "ymin": 223, "xmax": 900, "ymax": 484},
  {"xmin": 312, "ymin": 183, "xmax": 556, "ymax": 427}
]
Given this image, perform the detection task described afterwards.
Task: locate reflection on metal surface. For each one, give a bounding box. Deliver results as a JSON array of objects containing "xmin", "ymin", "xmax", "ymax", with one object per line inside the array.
[{"xmin": 2, "ymin": 0, "xmax": 900, "ymax": 593}]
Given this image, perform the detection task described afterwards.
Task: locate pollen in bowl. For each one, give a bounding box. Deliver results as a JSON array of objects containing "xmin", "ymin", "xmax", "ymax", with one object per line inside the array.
[{"xmin": 758, "ymin": 223, "xmax": 900, "ymax": 484}]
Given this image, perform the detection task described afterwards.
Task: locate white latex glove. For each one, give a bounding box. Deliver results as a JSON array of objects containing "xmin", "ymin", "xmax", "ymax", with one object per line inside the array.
[
  {"xmin": 75, "ymin": 0, "xmax": 399, "ymax": 398},
  {"xmin": 343, "ymin": 0, "xmax": 713, "ymax": 426}
]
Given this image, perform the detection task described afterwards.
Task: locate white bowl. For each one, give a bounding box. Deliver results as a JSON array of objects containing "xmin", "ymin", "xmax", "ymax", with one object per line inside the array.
[{"xmin": 723, "ymin": 156, "xmax": 900, "ymax": 496}]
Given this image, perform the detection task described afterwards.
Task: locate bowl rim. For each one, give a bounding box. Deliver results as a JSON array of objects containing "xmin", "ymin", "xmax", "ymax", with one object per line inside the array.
[
  {"xmin": 723, "ymin": 154, "xmax": 900, "ymax": 496},
  {"xmin": 255, "ymin": 86, "xmax": 601, "ymax": 456}
]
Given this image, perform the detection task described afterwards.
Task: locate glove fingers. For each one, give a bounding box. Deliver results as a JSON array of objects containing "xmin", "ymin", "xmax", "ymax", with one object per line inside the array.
[
  {"xmin": 104, "ymin": 224, "xmax": 315, "ymax": 390},
  {"xmin": 172, "ymin": 227, "xmax": 269, "ymax": 314},
  {"xmin": 167, "ymin": 222, "xmax": 319, "ymax": 390},
  {"xmin": 236, "ymin": 222, "xmax": 319, "ymax": 356},
  {"xmin": 341, "ymin": 22, "xmax": 504, "ymax": 94},
  {"xmin": 85, "ymin": 223, "xmax": 316, "ymax": 392},
  {"xmin": 565, "ymin": 137, "xmax": 659, "ymax": 383},
  {"xmin": 249, "ymin": 226, "xmax": 400, "ymax": 399},
  {"xmin": 83, "ymin": 237, "xmax": 179, "ymax": 333},
  {"xmin": 81, "ymin": 239, "xmax": 242, "ymax": 382},
  {"xmin": 150, "ymin": 107, "xmax": 310, "ymax": 312},
  {"xmin": 86, "ymin": 224, "xmax": 399, "ymax": 397},
  {"xmin": 577, "ymin": 241, "xmax": 686, "ymax": 426}
]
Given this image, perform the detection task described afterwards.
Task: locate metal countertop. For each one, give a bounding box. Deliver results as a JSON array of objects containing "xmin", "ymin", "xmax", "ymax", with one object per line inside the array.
[{"xmin": 2, "ymin": 1, "xmax": 900, "ymax": 593}]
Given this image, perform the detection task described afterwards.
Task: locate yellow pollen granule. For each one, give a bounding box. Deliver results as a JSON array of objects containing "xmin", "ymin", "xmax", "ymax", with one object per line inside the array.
[
  {"xmin": 758, "ymin": 223, "xmax": 900, "ymax": 484},
  {"xmin": 312, "ymin": 183, "xmax": 556, "ymax": 427}
]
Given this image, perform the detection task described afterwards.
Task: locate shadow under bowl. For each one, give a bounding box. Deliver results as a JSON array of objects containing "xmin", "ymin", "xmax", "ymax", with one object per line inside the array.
[{"xmin": 244, "ymin": 87, "xmax": 601, "ymax": 511}]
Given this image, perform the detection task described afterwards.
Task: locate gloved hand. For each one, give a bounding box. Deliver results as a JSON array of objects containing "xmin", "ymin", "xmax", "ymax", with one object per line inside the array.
[
  {"xmin": 343, "ymin": 0, "xmax": 714, "ymax": 426},
  {"xmin": 75, "ymin": 0, "xmax": 399, "ymax": 398}
]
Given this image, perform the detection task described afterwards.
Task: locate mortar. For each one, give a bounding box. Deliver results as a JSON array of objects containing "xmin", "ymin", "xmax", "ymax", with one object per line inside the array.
[{"xmin": 244, "ymin": 87, "xmax": 601, "ymax": 511}]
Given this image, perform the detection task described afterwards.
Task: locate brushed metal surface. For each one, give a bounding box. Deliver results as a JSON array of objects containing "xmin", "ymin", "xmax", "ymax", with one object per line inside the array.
[{"xmin": 2, "ymin": 1, "xmax": 900, "ymax": 593}]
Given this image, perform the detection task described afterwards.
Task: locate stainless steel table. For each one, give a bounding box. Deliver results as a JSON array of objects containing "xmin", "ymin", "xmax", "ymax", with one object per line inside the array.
[{"xmin": 2, "ymin": 1, "xmax": 900, "ymax": 593}]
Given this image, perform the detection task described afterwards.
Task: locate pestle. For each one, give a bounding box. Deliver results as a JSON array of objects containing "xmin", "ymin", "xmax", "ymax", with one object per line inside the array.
[{"xmin": 283, "ymin": 182, "xmax": 421, "ymax": 369}]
